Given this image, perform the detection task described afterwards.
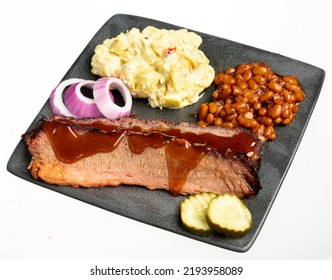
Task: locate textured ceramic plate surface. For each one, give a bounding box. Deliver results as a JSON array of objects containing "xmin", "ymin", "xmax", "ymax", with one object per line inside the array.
[{"xmin": 7, "ymin": 14, "xmax": 325, "ymax": 252}]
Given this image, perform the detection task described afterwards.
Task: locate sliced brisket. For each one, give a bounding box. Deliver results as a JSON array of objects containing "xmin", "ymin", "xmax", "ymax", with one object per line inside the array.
[{"xmin": 23, "ymin": 116, "xmax": 262, "ymax": 197}]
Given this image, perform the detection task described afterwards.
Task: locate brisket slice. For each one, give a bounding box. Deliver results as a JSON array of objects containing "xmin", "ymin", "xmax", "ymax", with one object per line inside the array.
[{"xmin": 23, "ymin": 115, "xmax": 261, "ymax": 197}]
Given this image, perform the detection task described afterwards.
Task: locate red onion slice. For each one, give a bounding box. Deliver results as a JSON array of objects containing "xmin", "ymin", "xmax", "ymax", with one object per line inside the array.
[
  {"xmin": 49, "ymin": 78, "xmax": 83, "ymax": 116},
  {"xmin": 64, "ymin": 80, "xmax": 114, "ymax": 118},
  {"xmin": 93, "ymin": 77, "xmax": 132, "ymax": 120}
]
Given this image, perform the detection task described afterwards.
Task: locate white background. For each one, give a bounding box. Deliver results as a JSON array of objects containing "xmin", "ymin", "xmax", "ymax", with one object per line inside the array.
[{"xmin": 1, "ymin": 0, "xmax": 332, "ymax": 266}]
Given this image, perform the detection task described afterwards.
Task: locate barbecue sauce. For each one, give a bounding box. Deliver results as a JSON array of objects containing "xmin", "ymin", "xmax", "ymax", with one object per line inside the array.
[
  {"xmin": 165, "ymin": 140, "xmax": 206, "ymax": 196},
  {"xmin": 43, "ymin": 121, "xmax": 126, "ymax": 163},
  {"xmin": 127, "ymin": 133, "xmax": 169, "ymax": 154},
  {"xmin": 42, "ymin": 119, "xmax": 258, "ymax": 195}
]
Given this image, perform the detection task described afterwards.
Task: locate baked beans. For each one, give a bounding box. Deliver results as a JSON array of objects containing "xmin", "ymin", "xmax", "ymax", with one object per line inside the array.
[{"xmin": 198, "ymin": 62, "xmax": 305, "ymax": 143}]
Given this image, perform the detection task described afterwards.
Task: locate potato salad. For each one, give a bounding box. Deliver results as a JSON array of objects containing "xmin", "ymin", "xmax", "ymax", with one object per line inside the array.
[{"xmin": 91, "ymin": 26, "xmax": 215, "ymax": 108}]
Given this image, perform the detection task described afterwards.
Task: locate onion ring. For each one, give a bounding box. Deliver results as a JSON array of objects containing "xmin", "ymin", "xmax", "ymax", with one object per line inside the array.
[
  {"xmin": 49, "ymin": 78, "xmax": 83, "ymax": 117},
  {"xmin": 93, "ymin": 77, "xmax": 132, "ymax": 120},
  {"xmin": 64, "ymin": 80, "xmax": 113, "ymax": 118}
]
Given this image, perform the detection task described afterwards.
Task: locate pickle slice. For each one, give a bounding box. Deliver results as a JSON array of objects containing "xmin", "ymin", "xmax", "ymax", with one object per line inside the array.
[
  {"xmin": 206, "ymin": 194, "xmax": 252, "ymax": 237},
  {"xmin": 180, "ymin": 192, "xmax": 217, "ymax": 236}
]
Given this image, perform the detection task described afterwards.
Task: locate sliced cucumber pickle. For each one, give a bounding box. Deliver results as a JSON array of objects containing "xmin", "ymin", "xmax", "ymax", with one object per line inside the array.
[
  {"xmin": 180, "ymin": 192, "xmax": 217, "ymax": 236},
  {"xmin": 206, "ymin": 194, "xmax": 252, "ymax": 237}
]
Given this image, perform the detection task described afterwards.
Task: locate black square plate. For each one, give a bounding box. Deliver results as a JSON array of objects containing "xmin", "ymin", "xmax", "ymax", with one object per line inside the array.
[{"xmin": 7, "ymin": 14, "xmax": 325, "ymax": 252}]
